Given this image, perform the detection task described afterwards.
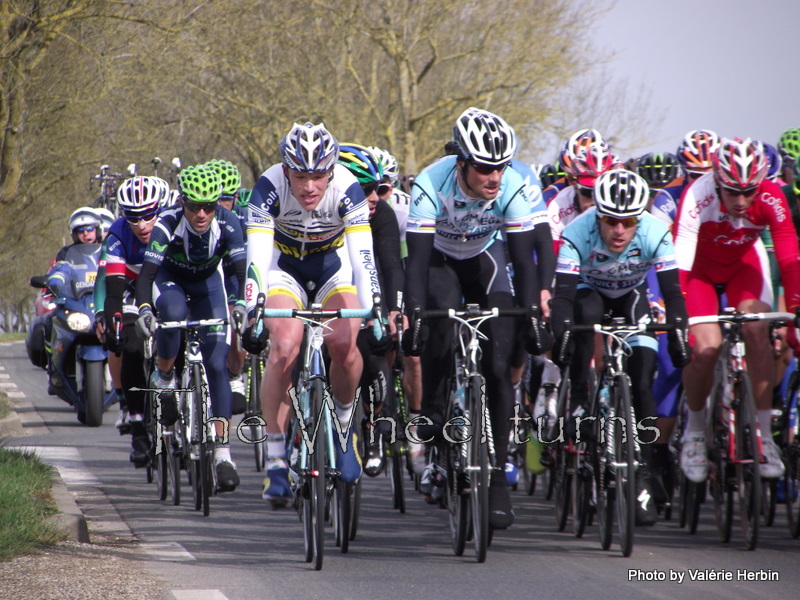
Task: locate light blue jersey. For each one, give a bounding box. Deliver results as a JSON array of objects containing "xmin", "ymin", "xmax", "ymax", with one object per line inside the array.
[
  {"xmin": 408, "ymin": 155, "xmax": 541, "ymax": 259},
  {"xmin": 556, "ymin": 207, "xmax": 677, "ymax": 299}
]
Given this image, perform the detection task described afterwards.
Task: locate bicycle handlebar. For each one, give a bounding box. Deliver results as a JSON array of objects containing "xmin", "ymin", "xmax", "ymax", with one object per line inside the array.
[
  {"xmin": 688, "ymin": 311, "xmax": 795, "ymax": 327},
  {"xmin": 157, "ymin": 318, "xmax": 229, "ymax": 330}
]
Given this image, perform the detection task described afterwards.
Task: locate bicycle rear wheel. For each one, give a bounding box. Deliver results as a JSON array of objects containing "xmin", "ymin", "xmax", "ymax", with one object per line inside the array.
[
  {"xmin": 333, "ymin": 479, "xmax": 352, "ymax": 553},
  {"xmin": 193, "ymin": 364, "xmax": 212, "ymax": 517},
  {"xmin": 167, "ymin": 429, "xmax": 181, "ymax": 506},
  {"xmin": 613, "ymin": 375, "xmax": 635, "ymax": 557},
  {"xmin": 736, "ymin": 374, "xmax": 760, "ymax": 550},
  {"xmin": 390, "ymin": 441, "xmax": 406, "ymax": 513},
  {"xmin": 245, "ymin": 355, "xmax": 266, "ymax": 471},
  {"xmin": 573, "ymin": 440, "xmax": 592, "ymax": 538},
  {"xmin": 554, "ymin": 442, "xmax": 571, "ymax": 532},
  {"xmin": 155, "ymin": 433, "xmax": 168, "ymax": 501},
  {"xmin": 469, "ymin": 378, "xmax": 490, "ymax": 563}
]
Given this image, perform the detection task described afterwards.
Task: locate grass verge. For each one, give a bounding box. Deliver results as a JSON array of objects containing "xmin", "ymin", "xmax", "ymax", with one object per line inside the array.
[
  {"xmin": 0, "ymin": 332, "xmax": 26, "ymax": 342},
  {"xmin": 0, "ymin": 393, "xmax": 10, "ymax": 419},
  {"xmin": 0, "ymin": 445, "xmax": 64, "ymax": 561}
]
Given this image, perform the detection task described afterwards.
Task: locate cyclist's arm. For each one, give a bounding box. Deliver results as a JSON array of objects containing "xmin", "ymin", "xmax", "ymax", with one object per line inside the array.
[
  {"xmin": 219, "ymin": 207, "xmax": 248, "ymax": 303},
  {"xmin": 532, "ymin": 221, "xmax": 555, "ymax": 295},
  {"xmin": 671, "ymin": 186, "xmax": 701, "ymax": 289},
  {"xmin": 134, "ymin": 216, "xmax": 174, "ymax": 309},
  {"xmin": 371, "ymin": 199, "xmax": 404, "ymax": 312},
  {"xmin": 764, "ymin": 183, "xmax": 800, "ymax": 311},
  {"xmin": 404, "ymin": 177, "xmax": 439, "ymax": 314},
  {"xmin": 343, "ymin": 204, "xmax": 381, "ymax": 310},
  {"xmin": 507, "ymin": 229, "xmax": 539, "ymax": 308},
  {"xmin": 94, "ymin": 240, "xmax": 109, "ymax": 316},
  {"xmin": 245, "ymin": 183, "xmax": 276, "ymax": 311}
]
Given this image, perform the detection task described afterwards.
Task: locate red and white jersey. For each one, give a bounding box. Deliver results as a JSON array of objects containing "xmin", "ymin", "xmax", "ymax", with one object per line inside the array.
[
  {"xmin": 673, "ymin": 172, "xmax": 800, "ymax": 310},
  {"xmin": 547, "ymin": 186, "xmax": 583, "ymax": 254}
]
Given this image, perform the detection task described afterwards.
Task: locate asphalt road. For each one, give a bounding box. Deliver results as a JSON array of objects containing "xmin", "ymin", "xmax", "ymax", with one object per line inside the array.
[{"xmin": 2, "ymin": 341, "xmax": 798, "ymax": 600}]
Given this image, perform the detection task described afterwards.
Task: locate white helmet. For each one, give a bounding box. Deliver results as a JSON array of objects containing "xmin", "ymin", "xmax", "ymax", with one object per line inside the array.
[
  {"xmin": 94, "ymin": 207, "xmax": 116, "ymax": 233},
  {"xmin": 117, "ymin": 176, "xmax": 169, "ymax": 216},
  {"xmin": 279, "ymin": 122, "xmax": 340, "ymax": 173},
  {"xmin": 452, "ymin": 107, "xmax": 517, "ymax": 166},
  {"xmin": 593, "ymin": 170, "xmax": 650, "ymax": 219},
  {"xmin": 68, "ymin": 207, "xmax": 102, "ymax": 243},
  {"xmin": 368, "ymin": 146, "xmax": 399, "ymax": 184}
]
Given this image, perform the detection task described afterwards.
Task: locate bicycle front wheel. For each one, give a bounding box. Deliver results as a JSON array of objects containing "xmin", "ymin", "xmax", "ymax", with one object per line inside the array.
[
  {"xmin": 310, "ymin": 379, "xmax": 326, "ymax": 570},
  {"xmin": 736, "ymin": 374, "xmax": 761, "ymax": 550},
  {"xmin": 613, "ymin": 375, "xmax": 636, "ymax": 557},
  {"xmin": 469, "ymin": 378, "xmax": 490, "ymax": 563}
]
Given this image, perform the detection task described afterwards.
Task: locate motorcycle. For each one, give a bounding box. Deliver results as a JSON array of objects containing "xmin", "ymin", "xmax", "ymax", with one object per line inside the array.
[{"xmin": 29, "ymin": 243, "xmax": 116, "ymax": 426}]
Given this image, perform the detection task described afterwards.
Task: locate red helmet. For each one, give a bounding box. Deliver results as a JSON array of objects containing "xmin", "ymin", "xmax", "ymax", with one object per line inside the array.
[
  {"xmin": 712, "ymin": 138, "xmax": 768, "ymax": 191},
  {"xmin": 567, "ymin": 140, "xmax": 616, "ymax": 186}
]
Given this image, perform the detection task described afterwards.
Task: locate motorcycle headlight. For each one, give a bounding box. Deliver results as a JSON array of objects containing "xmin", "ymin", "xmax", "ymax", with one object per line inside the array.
[{"xmin": 66, "ymin": 312, "xmax": 92, "ymax": 333}]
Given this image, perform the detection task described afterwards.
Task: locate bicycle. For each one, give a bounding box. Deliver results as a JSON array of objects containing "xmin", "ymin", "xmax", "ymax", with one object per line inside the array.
[
  {"xmin": 562, "ymin": 317, "xmax": 674, "ymax": 557},
  {"xmin": 254, "ymin": 293, "xmax": 383, "ymax": 570},
  {"xmin": 688, "ymin": 309, "xmax": 793, "ymax": 550},
  {"xmin": 152, "ymin": 317, "xmax": 229, "ymax": 517},
  {"xmin": 241, "ymin": 349, "xmax": 268, "ymax": 471},
  {"xmin": 779, "ymin": 358, "xmax": 800, "ymax": 537},
  {"xmin": 89, "ymin": 164, "xmax": 135, "ymax": 217},
  {"xmin": 410, "ymin": 304, "xmax": 535, "ymax": 563}
]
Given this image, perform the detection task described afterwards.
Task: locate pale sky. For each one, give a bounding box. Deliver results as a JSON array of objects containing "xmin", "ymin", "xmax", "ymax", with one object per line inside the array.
[{"xmin": 591, "ymin": 0, "xmax": 797, "ymax": 159}]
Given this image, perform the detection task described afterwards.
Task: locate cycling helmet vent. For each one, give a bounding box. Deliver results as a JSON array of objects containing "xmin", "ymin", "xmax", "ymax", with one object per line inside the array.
[
  {"xmin": 204, "ymin": 159, "xmax": 242, "ymax": 195},
  {"xmin": 178, "ymin": 165, "xmax": 222, "ymax": 203},
  {"xmin": 452, "ymin": 107, "xmax": 517, "ymax": 166},
  {"xmin": 593, "ymin": 170, "xmax": 649, "ymax": 219},
  {"xmin": 279, "ymin": 122, "xmax": 340, "ymax": 173}
]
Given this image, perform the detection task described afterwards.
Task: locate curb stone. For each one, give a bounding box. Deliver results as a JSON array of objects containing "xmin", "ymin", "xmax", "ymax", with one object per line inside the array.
[
  {"xmin": 47, "ymin": 467, "xmax": 91, "ymax": 543},
  {"xmin": 0, "ymin": 388, "xmax": 25, "ymax": 437}
]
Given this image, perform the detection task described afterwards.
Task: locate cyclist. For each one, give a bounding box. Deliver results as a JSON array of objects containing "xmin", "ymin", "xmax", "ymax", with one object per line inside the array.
[
  {"xmin": 94, "ymin": 176, "xmax": 169, "ymax": 466},
  {"xmin": 675, "ymin": 138, "xmax": 800, "ymax": 482},
  {"xmin": 244, "ymin": 122, "xmax": 382, "ymax": 505},
  {"xmin": 336, "ymin": 144, "xmax": 402, "ymax": 476},
  {"xmin": 403, "ymin": 107, "xmax": 551, "ymax": 529},
  {"xmin": 205, "ymin": 159, "xmax": 248, "ymax": 414},
  {"xmin": 135, "ymin": 164, "xmax": 247, "ymax": 492},
  {"xmin": 547, "ymin": 130, "xmax": 616, "ymax": 253},
  {"xmin": 778, "ymin": 127, "xmax": 800, "ymax": 185},
  {"xmin": 636, "ymin": 152, "xmax": 684, "ymax": 195},
  {"xmin": 95, "ymin": 207, "xmax": 116, "ymax": 240},
  {"xmin": 550, "ymin": 169, "xmax": 690, "ymax": 525}
]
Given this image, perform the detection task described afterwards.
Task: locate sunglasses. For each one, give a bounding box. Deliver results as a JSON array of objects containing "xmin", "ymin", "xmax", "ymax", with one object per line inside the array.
[
  {"xmin": 184, "ymin": 201, "xmax": 217, "ymax": 214},
  {"xmin": 577, "ymin": 185, "xmax": 594, "ymax": 198},
  {"xmin": 377, "ymin": 183, "xmax": 393, "ymax": 196},
  {"xmin": 218, "ymin": 194, "xmax": 236, "ymax": 203},
  {"xmin": 125, "ymin": 212, "xmax": 158, "ymax": 226},
  {"xmin": 75, "ymin": 225, "xmax": 96, "ymax": 233},
  {"xmin": 721, "ymin": 185, "xmax": 758, "ymax": 197},
  {"xmin": 470, "ymin": 161, "xmax": 509, "ymax": 175},
  {"xmin": 361, "ymin": 182, "xmax": 379, "ymax": 196},
  {"xmin": 599, "ymin": 215, "xmax": 639, "ymax": 228}
]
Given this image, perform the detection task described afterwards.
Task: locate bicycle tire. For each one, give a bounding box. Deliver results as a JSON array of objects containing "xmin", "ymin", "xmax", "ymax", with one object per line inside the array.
[
  {"xmin": 447, "ymin": 440, "xmax": 469, "ymax": 556},
  {"xmin": 470, "ymin": 377, "xmax": 490, "ymax": 563},
  {"xmin": 613, "ymin": 375, "xmax": 636, "ymax": 557},
  {"xmin": 193, "ymin": 364, "xmax": 212, "ymax": 517},
  {"xmin": 156, "ymin": 434, "xmax": 168, "ymax": 501},
  {"xmin": 554, "ymin": 442, "xmax": 571, "ymax": 532},
  {"xmin": 595, "ymin": 388, "xmax": 614, "ymax": 551},
  {"xmin": 573, "ymin": 441, "xmax": 591, "ymax": 538},
  {"xmin": 763, "ymin": 479, "xmax": 776, "ymax": 527},
  {"xmin": 786, "ymin": 443, "xmax": 800, "ymax": 537},
  {"xmin": 334, "ymin": 479, "xmax": 351, "ymax": 553},
  {"xmin": 311, "ymin": 378, "xmax": 326, "ymax": 570},
  {"xmin": 390, "ymin": 441, "xmax": 406, "ymax": 513},
  {"xmin": 736, "ymin": 373, "xmax": 760, "ymax": 550},
  {"xmin": 349, "ymin": 478, "xmax": 361, "ymax": 540},
  {"xmin": 167, "ymin": 429, "xmax": 182, "ymax": 506},
  {"xmin": 247, "ymin": 355, "xmax": 266, "ymax": 472}
]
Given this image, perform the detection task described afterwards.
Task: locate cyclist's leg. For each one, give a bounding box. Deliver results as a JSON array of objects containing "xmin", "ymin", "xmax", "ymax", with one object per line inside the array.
[
  {"xmin": 726, "ymin": 244, "xmax": 784, "ymax": 477},
  {"xmin": 152, "ymin": 274, "xmax": 188, "ymax": 423},
  {"xmin": 224, "ymin": 269, "xmax": 247, "ymax": 415},
  {"xmin": 419, "ymin": 251, "xmax": 461, "ymax": 436},
  {"xmin": 120, "ymin": 313, "xmax": 149, "ymax": 467},
  {"xmin": 568, "ymin": 287, "xmax": 605, "ymax": 436}
]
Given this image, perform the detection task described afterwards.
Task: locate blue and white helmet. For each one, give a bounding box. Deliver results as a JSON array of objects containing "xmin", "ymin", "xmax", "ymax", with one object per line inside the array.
[{"xmin": 279, "ymin": 122, "xmax": 340, "ymax": 173}]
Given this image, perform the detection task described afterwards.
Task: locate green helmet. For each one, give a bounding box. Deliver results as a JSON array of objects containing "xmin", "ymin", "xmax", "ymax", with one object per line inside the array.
[
  {"xmin": 235, "ymin": 188, "xmax": 251, "ymax": 208},
  {"xmin": 337, "ymin": 144, "xmax": 383, "ymax": 185},
  {"xmin": 204, "ymin": 159, "xmax": 242, "ymax": 196},
  {"xmin": 178, "ymin": 165, "xmax": 222, "ymax": 203},
  {"xmin": 778, "ymin": 128, "xmax": 800, "ymax": 161}
]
